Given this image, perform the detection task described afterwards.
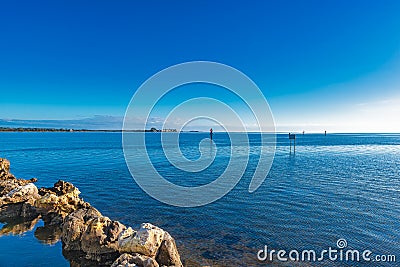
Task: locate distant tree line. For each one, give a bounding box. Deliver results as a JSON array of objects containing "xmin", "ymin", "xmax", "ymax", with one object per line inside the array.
[
  {"xmin": 0, "ymin": 127, "xmax": 78, "ymax": 132},
  {"xmin": 0, "ymin": 127, "xmax": 177, "ymax": 132}
]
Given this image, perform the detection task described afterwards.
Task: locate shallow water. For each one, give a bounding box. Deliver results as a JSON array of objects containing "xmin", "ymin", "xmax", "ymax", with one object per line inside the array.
[{"xmin": 0, "ymin": 132, "xmax": 399, "ymax": 266}]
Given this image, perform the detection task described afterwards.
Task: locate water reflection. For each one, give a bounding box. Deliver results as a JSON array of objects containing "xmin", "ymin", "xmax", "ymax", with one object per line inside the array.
[
  {"xmin": 0, "ymin": 213, "xmax": 62, "ymax": 245},
  {"xmin": 34, "ymin": 223, "xmax": 62, "ymax": 245},
  {"xmin": 0, "ymin": 213, "xmax": 110, "ymax": 266},
  {"xmin": 0, "ymin": 216, "xmax": 40, "ymax": 236}
]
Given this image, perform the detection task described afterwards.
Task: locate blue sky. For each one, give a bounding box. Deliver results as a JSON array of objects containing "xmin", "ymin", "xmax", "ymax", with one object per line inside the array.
[{"xmin": 1, "ymin": 1, "xmax": 400, "ymax": 132}]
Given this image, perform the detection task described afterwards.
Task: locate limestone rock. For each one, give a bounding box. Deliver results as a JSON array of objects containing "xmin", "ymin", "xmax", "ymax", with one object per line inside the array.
[
  {"xmin": 62, "ymin": 206, "xmax": 102, "ymax": 251},
  {"xmin": 7, "ymin": 183, "xmax": 38, "ymax": 197},
  {"xmin": 0, "ymin": 159, "xmax": 184, "ymax": 267},
  {"xmin": 0, "ymin": 160, "xmax": 40, "ymax": 220},
  {"xmin": 156, "ymin": 231, "xmax": 183, "ymax": 267},
  {"xmin": 0, "ymin": 158, "xmax": 10, "ymax": 178},
  {"xmin": 35, "ymin": 180, "xmax": 88, "ymax": 224},
  {"xmin": 0, "ymin": 183, "xmax": 40, "ymax": 221},
  {"xmin": 112, "ymin": 253, "xmax": 139, "ymax": 267},
  {"xmin": 1, "ymin": 183, "xmax": 39, "ymax": 205},
  {"xmin": 118, "ymin": 223, "xmax": 165, "ymax": 257},
  {"xmin": 0, "ymin": 158, "xmax": 37, "ymax": 196},
  {"xmin": 0, "ymin": 201, "xmax": 39, "ymax": 221},
  {"xmin": 80, "ymin": 216, "xmax": 126, "ymax": 259},
  {"xmin": 111, "ymin": 253, "xmax": 159, "ymax": 267},
  {"xmin": 63, "ymin": 207, "xmax": 126, "ymax": 262}
]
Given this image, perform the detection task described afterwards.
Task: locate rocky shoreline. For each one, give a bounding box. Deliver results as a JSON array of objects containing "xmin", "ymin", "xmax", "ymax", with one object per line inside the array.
[{"xmin": 0, "ymin": 158, "xmax": 183, "ymax": 267}]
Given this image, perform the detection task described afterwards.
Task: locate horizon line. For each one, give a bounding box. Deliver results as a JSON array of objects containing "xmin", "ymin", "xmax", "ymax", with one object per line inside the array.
[{"xmin": 0, "ymin": 127, "xmax": 399, "ymax": 134}]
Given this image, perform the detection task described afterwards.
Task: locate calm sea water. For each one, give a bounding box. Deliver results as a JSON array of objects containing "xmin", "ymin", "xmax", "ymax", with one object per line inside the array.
[{"xmin": 0, "ymin": 132, "xmax": 399, "ymax": 266}]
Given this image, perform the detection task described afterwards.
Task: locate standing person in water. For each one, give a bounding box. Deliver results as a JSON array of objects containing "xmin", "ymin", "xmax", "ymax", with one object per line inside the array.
[{"xmin": 210, "ymin": 128, "xmax": 213, "ymax": 140}]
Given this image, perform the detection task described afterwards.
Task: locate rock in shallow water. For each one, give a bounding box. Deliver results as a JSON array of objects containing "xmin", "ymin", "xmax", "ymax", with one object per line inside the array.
[
  {"xmin": 0, "ymin": 158, "xmax": 10, "ymax": 178},
  {"xmin": 0, "ymin": 158, "xmax": 184, "ymax": 267},
  {"xmin": 118, "ymin": 223, "xmax": 165, "ymax": 257},
  {"xmin": 36, "ymin": 180, "xmax": 89, "ymax": 225},
  {"xmin": 0, "ymin": 158, "xmax": 38, "ymax": 197},
  {"xmin": 81, "ymin": 216, "xmax": 126, "ymax": 261},
  {"xmin": 0, "ymin": 161, "xmax": 40, "ymax": 220},
  {"xmin": 3, "ymin": 183, "xmax": 39, "ymax": 203},
  {"xmin": 62, "ymin": 206, "xmax": 102, "ymax": 251},
  {"xmin": 156, "ymin": 231, "xmax": 183, "ymax": 267},
  {"xmin": 112, "ymin": 253, "xmax": 159, "ymax": 267}
]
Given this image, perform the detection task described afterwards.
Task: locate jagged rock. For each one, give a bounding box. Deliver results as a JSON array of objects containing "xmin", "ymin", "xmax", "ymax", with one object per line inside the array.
[
  {"xmin": 118, "ymin": 223, "xmax": 165, "ymax": 258},
  {"xmin": 0, "ymin": 183, "xmax": 40, "ymax": 221},
  {"xmin": 6, "ymin": 183, "xmax": 38, "ymax": 198},
  {"xmin": 0, "ymin": 159, "xmax": 42, "ymax": 236},
  {"xmin": 63, "ymin": 207, "xmax": 127, "ymax": 262},
  {"xmin": 80, "ymin": 216, "xmax": 126, "ymax": 261},
  {"xmin": 35, "ymin": 180, "xmax": 88, "ymax": 224},
  {"xmin": 112, "ymin": 253, "xmax": 139, "ymax": 267},
  {"xmin": 0, "ymin": 158, "xmax": 37, "ymax": 196},
  {"xmin": 0, "ymin": 177, "xmax": 37, "ymax": 196},
  {"xmin": 39, "ymin": 180, "xmax": 80, "ymax": 197},
  {"xmin": 0, "ymin": 159, "xmax": 184, "ymax": 267},
  {"xmin": 156, "ymin": 232, "xmax": 183, "ymax": 267},
  {"xmin": 1, "ymin": 183, "xmax": 39, "ymax": 205},
  {"xmin": 111, "ymin": 252, "xmax": 160, "ymax": 267},
  {"xmin": 0, "ymin": 158, "xmax": 10, "ymax": 178},
  {"xmin": 62, "ymin": 206, "xmax": 102, "ymax": 251},
  {"xmin": 0, "ymin": 201, "xmax": 39, "ymax": 221}
]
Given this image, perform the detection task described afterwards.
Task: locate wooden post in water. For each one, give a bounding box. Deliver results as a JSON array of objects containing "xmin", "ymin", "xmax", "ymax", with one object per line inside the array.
[{"xmin": 289, "ymin": 133, "xmax": 296, "ymax": 152}]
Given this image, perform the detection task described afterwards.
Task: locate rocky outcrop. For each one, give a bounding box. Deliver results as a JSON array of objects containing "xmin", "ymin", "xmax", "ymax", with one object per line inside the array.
[
  {"xmin": 156, "ymin": 232, "xmax": 183, "ymax": 267},
  {"xmin": 0, "ymin": 159, "xmax": 37, "ymax": 196},
  {"xmin": 118, "ymin": 223, "xmax": 165, "ymax": 257},
  {"xmin": 80, "ymin": 216, "xmax": 125, "ymax": 261},
  {"xmin": 0, "ymin": 158, "xmax": 183, "ymax": 267},
  {"xmin": 112, "ymin": 253, "xmax": 159, "ymax": 267},
  {"xmin": 0, "ymin": 159, "xmax": 40, "ymax": 221},
  {"xmin": 1, "ymin": 183, "xmax": 39, "ymax": 205},
  {"xmin": 36, "ymin": 180, "xmax": 89, "ymax": 225},
  {"xmin": 61, "ymin": 206, "xmax": 103, "ymax": 251},
  {"xmin": 61, "ymin": 211, "xmax": 183, "ymax": 266}
]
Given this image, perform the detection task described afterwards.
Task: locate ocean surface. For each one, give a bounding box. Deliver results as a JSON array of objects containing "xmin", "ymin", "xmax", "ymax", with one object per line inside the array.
[{"xmin": 0, "ymin": 132, "xmax": 399, "ymax": 266}]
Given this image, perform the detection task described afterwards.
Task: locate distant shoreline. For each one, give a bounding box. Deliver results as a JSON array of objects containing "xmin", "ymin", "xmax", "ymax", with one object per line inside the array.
[
  {"xmin": 0, "ymin": 127, "xmax": 180, "ymax": 133},
  {"xmin": 0, "ymin": 127, "xmax": 121, "ymax": 132},
  {"xmin": 1, "ymin": 128, "xmax": 399, "ymax": 134}
]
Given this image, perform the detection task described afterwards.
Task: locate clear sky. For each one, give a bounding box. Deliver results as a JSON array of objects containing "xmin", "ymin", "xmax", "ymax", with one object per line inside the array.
[{"xmin": 1, "ymin": 1, "xmax": 400, "ymax": 132}]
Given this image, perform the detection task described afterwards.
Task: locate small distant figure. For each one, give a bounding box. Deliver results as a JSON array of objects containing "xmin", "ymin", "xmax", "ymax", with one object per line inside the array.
[
  {"xmin": 210, "ymin": 128, "xmax": 213, "ymax": 140},
  {"xmin": 302, "ymin": 130, "xmax": 305, "ymax": 135},
  {"xmin": 324, "ymin": 130, "xmax": 327, "ymax": 136}
]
